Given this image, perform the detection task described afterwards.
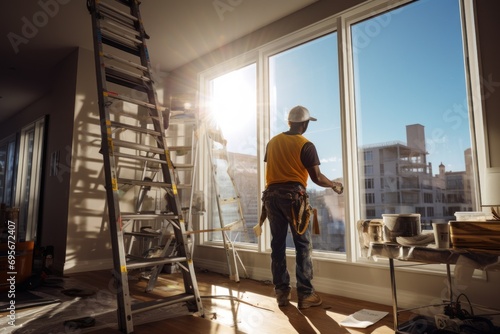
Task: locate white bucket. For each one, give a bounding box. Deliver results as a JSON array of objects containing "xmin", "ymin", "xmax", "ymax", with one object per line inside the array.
[{"xmin": 382, "ymin": 213, "xmax": 421, "ymax": 242}]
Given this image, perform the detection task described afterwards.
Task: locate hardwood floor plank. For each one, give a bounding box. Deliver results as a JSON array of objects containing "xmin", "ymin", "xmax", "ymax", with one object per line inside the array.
[{"xmin": 1, "ymin": 269, "xmax": 397, "ymax": 333}]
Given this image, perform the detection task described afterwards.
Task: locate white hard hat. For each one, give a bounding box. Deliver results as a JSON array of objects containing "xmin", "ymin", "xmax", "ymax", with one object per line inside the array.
[{"xmin": 288, "ymin": 106, "xmax": 317, "ymax": 122}]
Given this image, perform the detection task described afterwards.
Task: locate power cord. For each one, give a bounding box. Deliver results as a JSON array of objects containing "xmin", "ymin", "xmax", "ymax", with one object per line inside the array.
[
  {"xmin": 444, "ymin": 293, "xmax": 474, "ymax": 319},
  {"xmin": 441, "ymin": 293, "xmax": 499, "ymax": 333}
]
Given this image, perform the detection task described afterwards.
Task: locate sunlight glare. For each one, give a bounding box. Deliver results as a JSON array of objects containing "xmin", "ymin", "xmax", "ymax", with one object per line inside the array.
[{"xmin": 211, "ymin": 68, "xmax": 255, "ymax": 141}]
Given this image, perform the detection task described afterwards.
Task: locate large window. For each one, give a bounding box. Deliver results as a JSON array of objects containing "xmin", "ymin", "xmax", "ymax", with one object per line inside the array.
[
  {"xmin": 206, "ymin": 63, "xmax": 258, "ymax": 245},
  {"xmin": 0, "ymin": 135, "xmax": 17, "ymax": 207},
  {"xmin": 268, "ymin": 33, "xmax": 345, "ymax": 253},
  {"xmin": 199, "ymin": 0, "xmax": 479, "ymax": 259},
  {"xmin": 0, "ymin": 117, "xmax": 46, "ymax": 243},
  {"xmin": 351, "ymin": 0, "xmax": 472, "ymax": 229}
]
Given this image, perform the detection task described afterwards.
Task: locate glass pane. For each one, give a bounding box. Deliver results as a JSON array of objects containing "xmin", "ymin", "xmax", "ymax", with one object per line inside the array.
[
  {"xmin": 0, "ymin": 137, "xmax": 16, "ymax": 207},
  {"xmin": 208, "ymin": 63, "xmax": 258, "ymax": 244},
  {"xmin": 19, "ymin": 130, "xmax": 35, "ymax": 241},
  {"xmin": 269, "ymin": 33, "xmax": 345, "ymax": 252},
  {"xmin": 351, "ymin": 0, "xmax": 472, "ymax": 230}
]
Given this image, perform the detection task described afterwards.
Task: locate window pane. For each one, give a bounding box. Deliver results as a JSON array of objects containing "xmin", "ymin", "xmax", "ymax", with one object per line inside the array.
[
  {"xmin": 269, "ymin": 33, "xmax": 345, "ymax": 252},
  {"xmin": 351, "ymin": 0, "xmax": 473, "ymax": 229},
  {"xmin": 208, "ymin": 64, "xmax": 258, "ymax": 244},
  {"xmin": 0, "ymin": 136, "xmax": 17, "ymax": 207}
]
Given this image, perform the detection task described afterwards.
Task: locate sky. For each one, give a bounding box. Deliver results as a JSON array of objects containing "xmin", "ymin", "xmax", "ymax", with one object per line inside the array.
[
  {"xmin": 351, "ymin": 0, "xmax": 469, "ymax": 172},
  {"xmin": 211, "ymin": 0, "xmax": 470, "ymax": 189}
]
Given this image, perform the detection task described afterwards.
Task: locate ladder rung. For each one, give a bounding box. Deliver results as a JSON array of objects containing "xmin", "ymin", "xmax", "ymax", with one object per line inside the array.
[
  {"xmin": 102, "ymin": 35, "xmax": 140, "ymax": 56},
  {"xmin": 110, "ymin": 121, "xmax": 161, "ymax": 136},
  {"xmin": 106, "ymin": 73, "xmax": 147, "ymax": 92},
  {"xmin": 104, "ymin": 52, "xmax": 148, "ymax": 71},
  {"xmin": 126, "ymin": 256, "xmax": 187, "ymax": 270},
  {"xmin": 102, "ymin": 25, "xmax": 143, "ymax": 46},
  {"xmin": 105, "ymin": 90, "xmax": 160, "ymax": 110},
  {"xmin": 124, "ymin": 231, "xmax": 161, "ymax": 238},
  {"xmin": 125, "ymin": 231, "xmax": 174, "ymax": 238},
  {"xmin": 219, "ymin": 197, "xmax": 240, "ymax": 204},
  {"xmin": 113, "ymin": 151, "xmax": 167, "ymax": 165},
  {"xmin": 99, "ymin": 1, "xmax": 138, "ymax": 22},
  {"xmin": 169, "ymin": 145, "xmax": 192, "ymax": 152},
  {"xmin": 101, "ymin": 28, "xmax": 142, "ymax": 52},
  {"xmin": 118, "ymin": 178, "xmax": 172, "ymax": 188},
  {"xmin": 121, "ymin": 212, "xmax": 179, "ymax": 220},
  {"xmin": 103, "ymin": 15, "xmax": 141, "ymax": 38},
  {"xmin": 105, "ymin": 65, "xmax": 151, "ymax": 90},
  {"xmin": 100, "ymin": 11, "xmax": 136, "ymax": 36},
  {"xmin": 113, "ymin": 139, "xmax": 164, "ymax": 154},
  {"xmin": 131, "ymin": 293, "xmax": 196, "ymax": 314},
  {"xmin": 169, "ymin": 117, "xmax": 197, "ymax": 125}
]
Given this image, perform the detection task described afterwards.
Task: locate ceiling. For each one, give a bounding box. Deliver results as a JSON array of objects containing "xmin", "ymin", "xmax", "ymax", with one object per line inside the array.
[{"xmin": 0, "ymin": 0, "xmax": 317, "ymax": 123}]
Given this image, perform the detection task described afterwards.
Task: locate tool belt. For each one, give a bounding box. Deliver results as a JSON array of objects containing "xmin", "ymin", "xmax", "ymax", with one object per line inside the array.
[{"xmin": 258, "ymin": 184, "xmax": 317, "ymax": 236}]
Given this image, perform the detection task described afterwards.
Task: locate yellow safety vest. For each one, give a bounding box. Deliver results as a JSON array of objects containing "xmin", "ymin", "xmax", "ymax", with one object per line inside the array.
[{"xmin": 266, "ymin": 133, "xmax": 309, "ymax": 188}]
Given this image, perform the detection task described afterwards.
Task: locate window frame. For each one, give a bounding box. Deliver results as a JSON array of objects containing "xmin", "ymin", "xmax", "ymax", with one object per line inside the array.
[
  {"xmin": 197, "ymin": 51, "xmax": 261, "ymax": 251},
  {"xmin": 197, "ymin": 0, "xmax": 484, "ymax": 269}
]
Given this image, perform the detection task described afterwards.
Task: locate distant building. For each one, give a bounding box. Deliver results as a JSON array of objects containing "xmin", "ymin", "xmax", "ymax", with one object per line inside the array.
[
  {"xmin": 359, "ymin": 124, "xmax": 474, "ymax": 229},
  {"xmin": 222, "ymin": 123, "xmax": 474, "ymax": 251}
]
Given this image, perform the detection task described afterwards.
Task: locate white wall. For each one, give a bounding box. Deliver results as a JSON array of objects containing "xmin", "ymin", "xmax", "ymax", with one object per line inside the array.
[{"xmin": 64, "ymin": 47, "xmax": 114, "ymax": 273}]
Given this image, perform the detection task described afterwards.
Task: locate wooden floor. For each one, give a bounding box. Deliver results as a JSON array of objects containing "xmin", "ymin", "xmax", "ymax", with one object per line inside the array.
[
  {"xmin": 2, "ymin": 268, "xmax": 403, "ymax": 333},
  {"xmin": 72, "ymin": 269, "xmax": 398, "ymax": 334}
]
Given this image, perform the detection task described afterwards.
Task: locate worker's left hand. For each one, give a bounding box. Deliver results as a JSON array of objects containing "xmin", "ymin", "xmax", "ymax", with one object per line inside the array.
[{"xmin": 332, "ymin": 182, "xmax": 343, "ymax": 195}]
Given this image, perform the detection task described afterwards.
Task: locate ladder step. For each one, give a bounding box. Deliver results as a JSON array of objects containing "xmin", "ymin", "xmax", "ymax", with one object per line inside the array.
[
  {"xmin": 99, "ymin": 1, "xmax": 139, "ymax": 23},
  {"xmin": 121, "ymin": 212, "xmax": 179, "ymax": 220},
  {"xmin": 118, "ymin": 178, "xmax": 172, "ymax": 188},
  {"xmin": 103, "ymin": 14, "xmax": 141, "ymax": 39},
  {"xmin": 102, "ymin": 36, "xmax": 140, "ymax": 56},
  {"xmin": 126, "ymin": 256, "xmax": 187, "ymax": 270},
  {"xmin": 113, "ymin": 151, "xmax": 167, "ymax": 165},
  {"xmin": 110, "ymin": 121, "xmax": 161, "ymax": 136},
  {"xmin": 219, "ymin": 197, "xmax": 240, "ymax": 204},
  {"xmin": 101, "ymin": 25, "xmax": 143, "ymax": 47},
  {"xmin": 105, "ymin": 65, "xmax": 151, "ymax": 91},
  {"xmin": 131, "ymin": 293, "xmax": 196, "ymax": 314},
  {"xmin": 124, "ymin": 231, "xmax": 175, "ymax": 239},
  {"xmin": 104, "ymin": 52, "xmax": 148, "ymax": 72},
  {"xmin": 113, "ymin": 139, "xmax": 164, "ymax": 154},
  {"xmin": 124, "ymin": 231, "xmax": 166, "ymax": 238},
  {"xmin": 105, "ymin": 90, "xmax": 163, "ymax": 111},
  {"xmin": 169, "ymin": 145, "xmax": 192, "ymax": 152}
]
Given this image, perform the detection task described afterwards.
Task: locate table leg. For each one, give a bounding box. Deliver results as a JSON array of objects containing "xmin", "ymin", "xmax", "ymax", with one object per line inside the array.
[
  {"xmin": 447, "ymin": 263, "xmax": 453, "ymax": 303},
  {"xmin": 389, "ymin": 258, "xmax": 399, "ymax": 331}
]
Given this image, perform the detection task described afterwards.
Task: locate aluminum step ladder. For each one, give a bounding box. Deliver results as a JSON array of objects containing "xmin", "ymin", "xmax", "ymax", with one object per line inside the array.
[
  {"xmin": 87, "ymin": 1, "xmax": 203, "ymax": 332},
  {"xmin": 205, "ymin": 126, "xmax": 249, "ymax": 282}
]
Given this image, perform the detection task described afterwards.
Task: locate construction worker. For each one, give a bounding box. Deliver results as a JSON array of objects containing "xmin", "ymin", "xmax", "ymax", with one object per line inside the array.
[{"xmin": 262, "ymin": 105, "xmax": 343, "ymax": 309}]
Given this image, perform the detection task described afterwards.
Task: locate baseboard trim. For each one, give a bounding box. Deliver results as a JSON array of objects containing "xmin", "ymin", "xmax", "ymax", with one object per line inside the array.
[{"xmin": 63, "ymin": 258, "xmax": 113, "ymax": 274}]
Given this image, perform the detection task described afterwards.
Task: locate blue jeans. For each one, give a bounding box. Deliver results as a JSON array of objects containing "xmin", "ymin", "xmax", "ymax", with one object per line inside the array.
[{"xmin": 263, "ymin": 186, "xmax": 314, "ymax": 298}]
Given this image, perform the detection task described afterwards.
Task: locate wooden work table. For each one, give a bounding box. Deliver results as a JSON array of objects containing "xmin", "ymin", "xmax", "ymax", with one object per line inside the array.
[{"xmin": 368, "ymin": 242, "xmax": 500, "ymax": 332}]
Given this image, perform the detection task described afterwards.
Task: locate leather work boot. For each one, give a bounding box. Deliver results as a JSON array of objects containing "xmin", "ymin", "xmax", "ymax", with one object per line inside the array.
[
  {"xmin": 276, "ymin": 288, "xmax": 291, "ymax": 307},
  {"xmin": 298, "ymin": 292, "xmax": 322, "ymax": 309}
]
